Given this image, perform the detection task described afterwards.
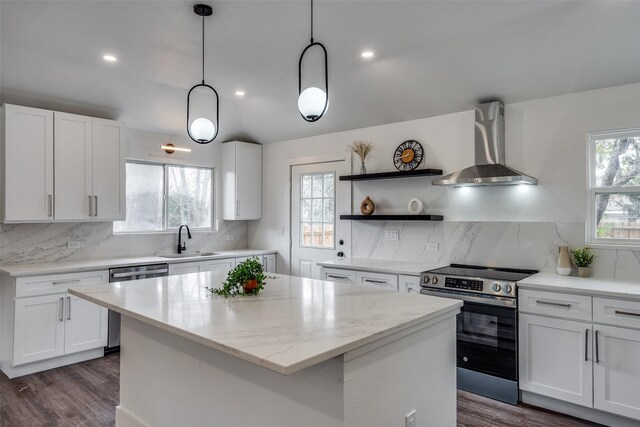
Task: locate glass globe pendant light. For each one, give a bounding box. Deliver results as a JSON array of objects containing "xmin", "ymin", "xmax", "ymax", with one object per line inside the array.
[
  {"xmin": 187, "ymin": 4, "xmax": 219, "ymax": 144},
  {"xmin": 298, "ymin": 0, "xmax": 328, "ymax": 122}
]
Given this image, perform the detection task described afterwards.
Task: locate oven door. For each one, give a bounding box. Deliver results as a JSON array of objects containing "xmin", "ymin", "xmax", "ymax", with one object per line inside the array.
[{"xmin": 457, "ymin": 301, "xmax": 517, "ymax": 381}]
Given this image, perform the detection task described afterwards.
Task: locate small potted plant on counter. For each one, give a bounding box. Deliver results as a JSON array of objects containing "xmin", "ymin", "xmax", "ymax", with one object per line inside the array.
[
  {"xmin": 571, "ymin": 247, "xmax": 596, "ymax": 278},
  {"xmin": 206, "ymin": 257, "xmax": 266, "ymax": 297}
]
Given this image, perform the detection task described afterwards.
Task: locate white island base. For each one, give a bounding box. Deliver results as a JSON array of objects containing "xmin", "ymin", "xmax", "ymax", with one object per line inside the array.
[{"xmin": 116, "ymin": 313, "xmax": 456, "ymax": 427}]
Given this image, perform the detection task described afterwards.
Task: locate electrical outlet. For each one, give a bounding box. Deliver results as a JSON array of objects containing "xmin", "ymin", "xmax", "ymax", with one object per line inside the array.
[
  {"xmin": 426, "ymin": 242, "xmax": 439, "ymax": 251},
  {"xmin": 384, "ymin": 229, "xmax": 399, "ymax": 241},
  {"xmin": 405, "ymin": 410, "xmax": 416, "ymax": 427},
  {"xmin": 67, "ymin": 241, "xmax": 82, "ymax": 249},
  {"xmin": 225, "ymin": 234, "xmax": 234, "ymax": 241},
  {"xmin": 277, "ymin": 226, "xmax": 285, "ymax": 236}
]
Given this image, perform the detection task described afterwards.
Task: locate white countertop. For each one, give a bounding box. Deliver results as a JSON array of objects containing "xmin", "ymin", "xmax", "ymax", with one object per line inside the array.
[
  {"xmin": 519, "ymin": 272, "xmax": 640, "ymax": 300},
  {"xmin": 0, "ymin": 249, "xmax": 277, "ymax": 277},
  {"xmin": 69, "ymin": 271, "xmax": 461, "ymax": 375},
  {"xmin": 317, "ymin": 258, "xmax": 445, "ymax": 276}
]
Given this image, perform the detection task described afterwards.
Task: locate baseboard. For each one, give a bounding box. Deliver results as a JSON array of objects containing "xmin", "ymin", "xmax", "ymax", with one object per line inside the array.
[
  {"xmin": 522, "ymin": 391, "xmax": 640, "ymax": 427},
  {"xmin": 1, "ymin": 348, "xmax": 104, "ymax": 379},
  {"xmin": 116, "ymin": 406, "xmax": 148, "ymax": 427}
]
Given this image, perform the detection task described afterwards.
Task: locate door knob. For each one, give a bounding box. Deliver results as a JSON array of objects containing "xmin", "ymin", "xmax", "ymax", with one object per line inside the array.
[
  {"xmin": 337, "ymin": 251, "xmax": 344, "ymax": 258},
  {"xmin": 339, "ymin": 239, "xmax": 344, "ymax": 245}
]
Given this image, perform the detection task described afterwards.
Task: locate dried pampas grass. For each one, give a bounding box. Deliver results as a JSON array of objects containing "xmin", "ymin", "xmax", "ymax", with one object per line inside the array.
[{"xmin": 348, "ymin": 140, "xmax": 374, "ymax": 161}]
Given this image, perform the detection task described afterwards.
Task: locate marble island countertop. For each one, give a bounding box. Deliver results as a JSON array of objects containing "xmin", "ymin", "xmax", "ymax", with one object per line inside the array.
[
  {"xmin": 519, "ymin": 272, "xmax": 640, "ymax": 299},
  {"xmin": 0, "ymin": 249, "xmax": 277, "ymax": 277},
  {"xmin": 69, "ymin": 271, "xmax": 461, "ymax": 375},
  {"xmin": 317, "ymin": 258, "xmax": 445, "ymax": 276}
]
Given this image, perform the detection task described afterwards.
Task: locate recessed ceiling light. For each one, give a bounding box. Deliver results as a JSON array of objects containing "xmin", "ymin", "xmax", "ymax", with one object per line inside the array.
[
  {"xmin": 235, "ymin": 90, "xmax": 245, "ymax": 97},
  {"xmin": 103, "ymin": 54, "xmax": 118, "ymax": 62},
  {"xmin": 361, "ymin": 50, "xmax": 374, "ymax": 59}
]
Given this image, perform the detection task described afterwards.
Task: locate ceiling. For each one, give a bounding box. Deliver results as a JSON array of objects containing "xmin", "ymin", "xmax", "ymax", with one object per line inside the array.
[{"xmin": 2, "ymin": 1, "xmax": 640, "ymax": 144}]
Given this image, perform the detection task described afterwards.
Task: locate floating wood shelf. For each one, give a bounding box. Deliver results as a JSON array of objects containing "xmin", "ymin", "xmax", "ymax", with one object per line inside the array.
[
  {"xmin": 339, "ymin": 169, "xmax": 443, "ymax": 182},
  {"xmin": 340, "ymin": 214, "xmax": 444, "ymax": 221}
]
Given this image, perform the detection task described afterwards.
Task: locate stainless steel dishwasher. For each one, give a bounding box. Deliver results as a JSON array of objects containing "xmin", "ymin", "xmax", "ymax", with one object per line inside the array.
[{"xmin": 106, "ymin": 263, "xmax": 169, "ymax": 353}]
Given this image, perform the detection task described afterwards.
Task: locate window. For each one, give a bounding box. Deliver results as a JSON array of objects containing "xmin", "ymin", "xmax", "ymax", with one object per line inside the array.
[
  {"xmin": 300, "ymin": 172, "xmax": 335, "ymax": 248},
  {"xmin": 114, "ymin": 161, "xmax": 213, "ymax": 233},
  {"xmin": 588, "ymin": 130, "xmax": 640, "ymax": 246}
]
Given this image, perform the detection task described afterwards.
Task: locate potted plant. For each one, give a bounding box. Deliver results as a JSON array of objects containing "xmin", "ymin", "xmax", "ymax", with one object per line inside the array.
[
  {"xmin": 206, "ymin": 257, "xmax": 266, "ymax": 297},
  {"xmin": 571, "ymin": 247, "xmax": 596, "ymax": 278}
]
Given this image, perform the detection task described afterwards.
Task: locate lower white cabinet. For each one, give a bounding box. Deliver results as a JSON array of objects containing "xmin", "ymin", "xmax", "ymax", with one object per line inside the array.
[
  {"xmin": 355, "ymin": 271, "xmax": 398, "ymax": 291},
  {"xmin": 169, "ymin": 261, "xmax": 205, "ymax": 275},
  {"xmin": 169, "ymin": 254, "xmax": 277, "ymax": 276},
  {"xmin": 204, "ymin": 259, "xmax": 234, "ymax": 272},
  {"xmin": 64, "ymin": 294, "xmax": 108, "ymax": 355},
  {"xmin": 321, "ymin": 268, "xmax": 356, "ymax": 283},
  {"xmin": 320, "ymin": 266, "xmax": 418, "ymax": 294},
  {"xmin": 13, "ymin": 294, "xmax": 65, "ymax": 365},
  {"xmin": 262, "ymin": 254, "xmax": 276, "ymax": 273},
  {"xmin": 519, "ymin": 313, "xmax": 592, "ymax": 407},
  {"xmin": 400, "ymin": 275, "xmax": 421, "ymax": 294}
]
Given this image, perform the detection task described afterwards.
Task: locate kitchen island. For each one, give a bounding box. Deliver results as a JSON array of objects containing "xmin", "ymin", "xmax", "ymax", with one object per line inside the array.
[{"xmin": 70, "ymin": 271, "xmax": 461, "ymax": 427}]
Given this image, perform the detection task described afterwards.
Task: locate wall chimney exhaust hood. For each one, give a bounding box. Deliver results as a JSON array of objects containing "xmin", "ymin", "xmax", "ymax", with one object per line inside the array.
[{"xmin": 432, "ymin": 101, "xmax": 538, "ymax": 187}]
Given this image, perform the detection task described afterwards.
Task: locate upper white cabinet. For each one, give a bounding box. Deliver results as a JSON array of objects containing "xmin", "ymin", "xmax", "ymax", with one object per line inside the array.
[
  {"xmin": 222, "ymin": 141, "xmax": 262, "ymax": 220},
  {"xmin": 1, "ymin": 104, "xmax": 125, "ymax": 222},
  {"xmin": 1, "ymin": 104, "xmax": 54, "ymax": 221}
]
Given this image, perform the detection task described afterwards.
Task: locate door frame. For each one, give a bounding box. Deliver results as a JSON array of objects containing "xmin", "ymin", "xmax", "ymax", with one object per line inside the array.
[{"xmin": 287, "ymin": 152, "xmax": 352, "ymax": 275}]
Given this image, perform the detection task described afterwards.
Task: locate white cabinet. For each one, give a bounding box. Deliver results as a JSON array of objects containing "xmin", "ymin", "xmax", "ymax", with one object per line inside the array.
[
  {"xmin": 593, "ymin": 325, "xmax": 640, "ymax": 420},
  {"xmin": 54, "ymin": 112, "xmax": 124, "ymax": 221},
  {"xmin": 400, "ymin": 275, "xmax": 421, "ymax": 294},
  {"xmin": 13, "ymin": 294, "xmax": 65, "ymax": 365},
  {"xmin": 262, "ymin": 254, "xmax": 276, "ymax": 273},
  {"xmin": 321, "ymin": 267, "xmax": 356, "ymax": 283},
  {"xmin": 222, "ymin": 141, "xmax": 262, "ymax": 220},
  {"xmin": 204, "ymin": 259, "xmax": 234, "ymax": 272},
  {"xmin": 356, "ymin": 271, "xmax": 398, "ymax": 291},
  {"xmin": 1, "ymin": 104, "xmax": 124, "ymax": 222},
  {"xmin": 169, "ymin": 262, "xmax": 205, "ymax": 275},
  {"xmin": 64, "ymin": 294, "xmax": 108, "ymax": 355},
  {"xmin": 519, "ymin": 313, "xmax": 593, "ymax": 407},
  {"xmin": 1, "ymin": 104, "xmax": 54, "ymax": 221}
]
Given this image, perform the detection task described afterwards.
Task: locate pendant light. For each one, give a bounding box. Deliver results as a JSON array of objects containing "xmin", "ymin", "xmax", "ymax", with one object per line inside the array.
[
  {"xmin": 187, "ymin": 4, "xmax": 219, "ymax": 144},
  {"xmin": 298, "ymin": 0, "xmax": 328, "ymax": 122}
]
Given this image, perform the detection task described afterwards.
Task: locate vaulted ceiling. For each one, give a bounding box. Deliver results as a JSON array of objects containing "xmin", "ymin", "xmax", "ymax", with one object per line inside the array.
[{"xmin": 2, "ymin": 1, "xmax": 640, "ymax": 143}]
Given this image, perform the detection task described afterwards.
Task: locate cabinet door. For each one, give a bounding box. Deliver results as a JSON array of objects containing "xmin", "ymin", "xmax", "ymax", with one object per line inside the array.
[
  {"xmin": 235, "ymin": 142, "xmax": 262, "ymax": 220},
  {"xmin": 519, "ymin": 314, "xmax": 592, "ymax": 407},
  {"xmin": 593, "ymin": 325, "xmax": 640, "ymax": 420},
  {"xmin": 321, "ymin": 267, "xmax": 356, "ymax": 283},
  {"xmin": 203, "ymin": 259, "xmax": 234, "ymax": 272},
  {"xmin": 263, "ymin": 254, "xmax": 276, "ymax": 273},
  {"xmin": 356, "ymin": 271, "xmax": 398, "ymax": 291},
  {"xmin": 399, "ymin": 275, "xmax": 421, "ymax": 294},
  {"xmin": 13, "ymin": 294, "xmax": 65, "ymax": 365},
  {"xmin": 54, "ymin": 112, "xmax": 92, "ymax": 220},
  {"xmin": 92, "ymin": 119, "xmax": 125, "ymax": 220},
  {"xmin": 3, "ymin": 105, "xmax": 54, "ymax": 221},
  {"xmin": 234, "ymin": 256, "xmax": 250, "ymax": 266},
  {"xmin": 64, "ymin": 294, "xmax": 108, "ymax": 354},
  {"xmin": 169, "ymin": 262, "xmax": 204, "ymax": 275}
]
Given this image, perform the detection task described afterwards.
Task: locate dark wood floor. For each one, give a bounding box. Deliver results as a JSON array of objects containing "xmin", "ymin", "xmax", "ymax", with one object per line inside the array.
[{"xmin": 0, "ymin": 354, "xmax": 602, "ymax": 427}]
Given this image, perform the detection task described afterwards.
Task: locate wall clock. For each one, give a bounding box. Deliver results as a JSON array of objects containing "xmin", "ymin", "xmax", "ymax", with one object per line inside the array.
[{"xmin": 393, "ymin": 140, "xmax": 423, "ymax": 171}]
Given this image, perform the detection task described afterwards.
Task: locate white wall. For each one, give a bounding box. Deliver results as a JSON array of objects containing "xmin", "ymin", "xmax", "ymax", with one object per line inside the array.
[
  {"xmin": 249, "ymin": 82, "xmax": 640, "ymax": 280},
  {"xmin": 0, "ymin": 128, "xmax": 249, "ymax": 264}
]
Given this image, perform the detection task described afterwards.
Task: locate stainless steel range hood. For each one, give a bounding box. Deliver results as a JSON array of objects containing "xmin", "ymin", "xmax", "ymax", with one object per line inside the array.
[{"xmin": 432, "ymin": 101, "xmax": 538, "ymax": 186}]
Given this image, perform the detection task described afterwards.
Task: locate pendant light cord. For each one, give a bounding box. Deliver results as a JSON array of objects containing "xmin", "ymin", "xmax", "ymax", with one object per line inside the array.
[
  {"xmin": 201, "ymin": 14, "xmax": 205, "ymax": 84},
  {"xmin": 310, "ymin": 0, "xmax": 314, "ymax": 43}
]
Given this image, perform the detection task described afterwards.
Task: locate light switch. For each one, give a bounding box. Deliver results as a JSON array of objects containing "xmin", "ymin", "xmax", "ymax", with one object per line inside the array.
[{"xmin": 384, "ymin": 229, "xmax": 399, "ymax": 241}]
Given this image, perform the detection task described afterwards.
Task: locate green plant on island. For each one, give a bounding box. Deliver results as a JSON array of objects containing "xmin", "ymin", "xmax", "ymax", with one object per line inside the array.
[
  {"xmin": 571, "ymin": 247, "xmax": 596, "ymax": 267},
  {"xmin": 206, "ymin": 257, "xmax": 266, "ymax": 297}
]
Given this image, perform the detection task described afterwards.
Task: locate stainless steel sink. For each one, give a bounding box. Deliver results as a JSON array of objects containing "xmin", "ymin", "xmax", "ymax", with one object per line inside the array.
[{"xmin": 158, "ymin": 252, "xmax": 218, "ymax": 259}]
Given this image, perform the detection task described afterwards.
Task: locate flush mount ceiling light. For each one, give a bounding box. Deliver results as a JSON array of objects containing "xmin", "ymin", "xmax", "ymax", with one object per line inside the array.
[
  {"xmin": 235, "ymin": 90, "xmax": 245, "ymax": 97},
  {"xmin": 187, "ymin": 4, "xmax": 219, "ymax": 144},
  {"xmin": 361, "ymin": 50, "xmax": 374, "ymax": 59},
  {"xmin": 298, "ymin": 0, "xmax": 328, "ymax": 122},
  {"xmin": 102, "ymin": 54, "xmax": 117, "ymax": 62}
]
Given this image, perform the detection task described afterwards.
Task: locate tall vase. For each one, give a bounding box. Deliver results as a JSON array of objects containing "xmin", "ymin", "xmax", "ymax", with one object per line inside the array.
[
  {"xmin": 360, "ymin": 161, "xmax": 367, "ymax": 175},
  {"xmin": 557, "ymin": 246, "xmax": 572, "ymax": 276}
]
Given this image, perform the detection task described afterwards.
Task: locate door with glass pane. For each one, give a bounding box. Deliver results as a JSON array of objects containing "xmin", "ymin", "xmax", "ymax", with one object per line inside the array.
[{"xmin": 291, "ymin": 161, "xmax": 350, "ymax": 279}]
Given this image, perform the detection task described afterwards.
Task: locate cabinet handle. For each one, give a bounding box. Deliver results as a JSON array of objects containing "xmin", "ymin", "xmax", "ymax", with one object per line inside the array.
[
  {"xmin": 94, "ymin": 195, "xmax": 98, "ymax": 217},
  {"xmin": 237, "ymin": 200, "xmax": 240, "ymax": 215},
  {"xmin": 67, "ymin": 296, "xmax": 71, "ymax": 320},
  {"xmin": 614, "ymin": 310, "xmax": 640, "ymax": 318},
  {"xmin": 535, "ymin": 300, "xmax": 571, "ymax": 308},
  {"xmin": 595, "ymin": 329, "xmax": 600, "ymax": 364},
  {"xmin": 52, "ymin": 279, "xmax": 81, "ymax": 285},
  {"xmin": 364, "ymin": 279, "xmax": 388, "ymax": 284},
  {"xmin": 59, "ymin": 297, "xmax": 64, "ymax": 322},
  {"xmin": 88, "ymin": 195, "xmax": 93, "ymax": 216},
  {"xmin": 48, "ymin": 194, "xmax": 53, "ymax": 217},
  {"xmin": 585, "ymin": 329, "xmax": 589, "ymax": 362},
  {"xmin": 327, "ymin": 274, "xmax": 349, "ymax": 280}
]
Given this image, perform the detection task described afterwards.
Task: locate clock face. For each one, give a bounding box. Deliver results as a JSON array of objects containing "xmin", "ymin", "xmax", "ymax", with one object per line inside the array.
[{"xmin": 393, "ymin": 140, "xmax": 423, "ymax": 171}]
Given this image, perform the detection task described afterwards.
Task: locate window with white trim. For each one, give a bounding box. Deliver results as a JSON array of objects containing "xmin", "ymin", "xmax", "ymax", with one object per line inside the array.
[
  {"xmin": 114, "ymin": 161, "xmax": 214, "ymax": 233},
  {"xmin": 299, "ymin": 172, "xmax": 335, "ymax": 248},
  {"xmin": 588, "ymin": 129, "xmax": 640, "ymax": 246}
]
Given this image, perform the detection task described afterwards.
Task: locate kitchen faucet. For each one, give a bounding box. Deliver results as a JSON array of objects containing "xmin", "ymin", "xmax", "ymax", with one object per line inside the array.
[{"xmin": 177, "ymin": 224, "xmax": 192, "ymax": 254}]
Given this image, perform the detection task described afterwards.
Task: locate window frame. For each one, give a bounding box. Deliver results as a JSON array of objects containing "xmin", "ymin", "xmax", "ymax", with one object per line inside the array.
[
  {"xmin": 113, "ymin": 160, "xmax": 216, "ymax": 235},
  {"xmin": 299, "ymin": 171, "xmax": 336, "ymax": 249},
  {"xmin": 587, "ymin": 128, "xmax": 640, "ymax": 248}
]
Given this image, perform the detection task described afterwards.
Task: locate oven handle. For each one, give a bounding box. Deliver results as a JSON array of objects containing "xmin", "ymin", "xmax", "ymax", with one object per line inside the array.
[{"xmin": 419, "ymin": 288, "xmax": 516, "ymax": 308}]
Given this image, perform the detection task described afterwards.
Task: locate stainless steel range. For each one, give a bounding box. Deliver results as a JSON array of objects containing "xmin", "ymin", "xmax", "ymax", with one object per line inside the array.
[{"xmin": 420, "ymin": 264, "xmax": 537, "ymax": 405}]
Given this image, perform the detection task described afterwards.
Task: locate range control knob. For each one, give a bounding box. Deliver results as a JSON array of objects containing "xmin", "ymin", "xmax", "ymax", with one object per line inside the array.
[
  {"xmin": 503, "ymin": 284, "xmax": 513, "ymax": 294},
  {"xmin": 423, "ymin": 275, "xmax": 430, "ymax": 284},
  {"xmin": 431, "ymin": 276, "xmax": 438, "ymax": 285},
  {"xmin": 491, "ymin": 283, "xmax": 502, "ymax": 293}
]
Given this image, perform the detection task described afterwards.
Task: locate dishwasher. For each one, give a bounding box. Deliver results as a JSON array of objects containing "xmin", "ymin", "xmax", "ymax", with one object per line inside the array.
[{"xmin": 106, "ymin": 263, "xmax": 169, "ymax": 354}]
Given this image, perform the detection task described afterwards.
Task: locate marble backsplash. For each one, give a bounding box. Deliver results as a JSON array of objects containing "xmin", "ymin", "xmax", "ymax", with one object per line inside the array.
[
  {"xmin": 352, "ymin": 221, "xmax": 640, "ymax": 281},
  {"xmin": 0, "ymin": 221, "xmax": 248, "ymax": 265}
]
